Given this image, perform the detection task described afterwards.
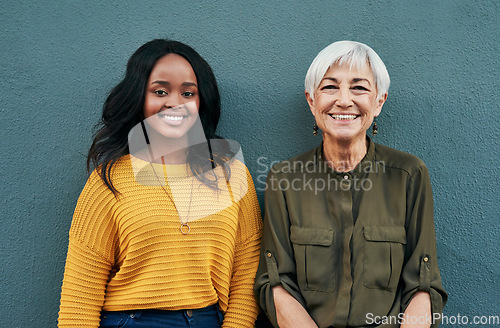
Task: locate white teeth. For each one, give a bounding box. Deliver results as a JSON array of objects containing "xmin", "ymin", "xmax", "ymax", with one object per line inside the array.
[
  {"xmin": 161, "ymin": 115, "xmax": 184, "ymax": 121},
  {"xmin": 331, "ymin": 114, "xmax": 357, "ymax": 120}
]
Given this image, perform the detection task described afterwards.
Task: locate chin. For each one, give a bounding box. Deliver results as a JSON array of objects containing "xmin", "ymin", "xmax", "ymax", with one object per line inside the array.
[
  {"xmin": 157, "ymin": 129, "xmax": 190, "ymax": 140},
  {"xmin": 325, "ymin": 131, "xmax": 366, "ymax": 143}
]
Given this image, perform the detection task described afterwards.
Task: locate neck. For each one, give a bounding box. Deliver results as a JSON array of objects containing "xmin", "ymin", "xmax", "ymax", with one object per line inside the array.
[
  {"xmin": 146, "ymin": 130, "xmax": 207, "ymax": 165},
  {"xmin": 322, "ymin": 135, "xmax": 368, "ymax": 172},
  {"xmin": 160, "ymin": 148, "xmax": 188, "ymax": 165}
]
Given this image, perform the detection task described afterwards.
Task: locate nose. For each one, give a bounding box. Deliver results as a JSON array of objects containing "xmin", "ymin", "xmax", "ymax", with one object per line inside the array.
[
  {"xmin": 336, "ymin": 87, "xmax": 353, "ymax": 108},
  {"xmin": 164, "ymin": 93, "xmax": 182, "ymax": 109}
]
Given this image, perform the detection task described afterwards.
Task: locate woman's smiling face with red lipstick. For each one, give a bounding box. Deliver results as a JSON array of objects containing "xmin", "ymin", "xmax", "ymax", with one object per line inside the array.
[
  {"xmin": 143, "ymin": 53, "xmax": 200, "ymax": 141},
  {"xmin": 306, "ymin": 62, "xmax": 387, "ymax": 144}
]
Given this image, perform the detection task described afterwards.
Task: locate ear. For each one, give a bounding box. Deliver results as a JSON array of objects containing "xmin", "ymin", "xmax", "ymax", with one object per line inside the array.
[
  {"xmin": 374, "ymin": 93, "xmax": 388, "ymax": 117},
  {"xmin": 305, "ymin": 91, "xmax": 316, "ymax": 116}
]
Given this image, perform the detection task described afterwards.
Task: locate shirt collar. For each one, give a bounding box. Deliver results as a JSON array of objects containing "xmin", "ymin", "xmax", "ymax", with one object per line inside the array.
[{"xmin": 315, "ymin": 136, "xmax": 376, "ymax": 178}]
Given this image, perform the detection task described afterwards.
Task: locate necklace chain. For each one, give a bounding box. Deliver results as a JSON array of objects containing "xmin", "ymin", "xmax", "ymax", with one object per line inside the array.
[{"xmin": 149, "ymin": 156, "xmax": 193, "ymax": 235}]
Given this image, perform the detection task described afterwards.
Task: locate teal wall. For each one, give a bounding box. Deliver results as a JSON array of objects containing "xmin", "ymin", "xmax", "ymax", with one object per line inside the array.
[{"xmin": 1, "ymin": 1, "xmax": 498, "ymax": 326}]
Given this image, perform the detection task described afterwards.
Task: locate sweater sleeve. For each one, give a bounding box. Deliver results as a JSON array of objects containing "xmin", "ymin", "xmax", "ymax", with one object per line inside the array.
[
  {"xmin": 222, "ymin": 169, "xmax": 263, "ymax": 328},
  {"xmin": 58, "ymin": 170, "xmax": 118, "ymax": 328}
]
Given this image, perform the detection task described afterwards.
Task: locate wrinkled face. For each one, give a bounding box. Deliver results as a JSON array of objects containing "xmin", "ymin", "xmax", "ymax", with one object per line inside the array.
[
  {"xmin": 306, "ymin": 62, "xmax": 387, "ymax": 144},
  {"xmin": 143, "ymin": 54, "xmax": 200, "ymax": 141}
]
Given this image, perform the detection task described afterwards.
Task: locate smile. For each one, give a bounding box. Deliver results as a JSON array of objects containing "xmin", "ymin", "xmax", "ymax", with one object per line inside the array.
[
  {"xmin": 157, "ymin": 111, "xmax": 188, "ymax": 126},
  {"xmin": 161, "ymin": 115, "xmax": 184, "ymax": 121},
  {"xmin": 329, "ymin": 114, "xmax": 359, "ymax": 120}
]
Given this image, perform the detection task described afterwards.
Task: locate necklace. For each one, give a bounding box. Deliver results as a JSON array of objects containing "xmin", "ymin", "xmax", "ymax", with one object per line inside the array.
[
  {"xmin": 149, "ymin": 156, "xmax": 193, "ymax": 235},
  {"xmin": 138, "ymin": 120, "xmax": 194, "ymax": 235}
]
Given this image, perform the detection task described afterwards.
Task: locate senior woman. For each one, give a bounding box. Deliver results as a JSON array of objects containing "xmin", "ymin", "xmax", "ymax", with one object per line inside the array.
[{"xmin": 254, "ymin": 41, "xmax": 447, "ymax": 328}]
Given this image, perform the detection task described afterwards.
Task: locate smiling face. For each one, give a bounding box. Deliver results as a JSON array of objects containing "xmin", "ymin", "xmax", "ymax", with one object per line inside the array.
[
  {"xmin": 143, "ymin": 53, "xmax": 200, "ymax": 142},
  {"xmin": 306, "ymin": 62, "xmax": 387, "ymax": 145}
]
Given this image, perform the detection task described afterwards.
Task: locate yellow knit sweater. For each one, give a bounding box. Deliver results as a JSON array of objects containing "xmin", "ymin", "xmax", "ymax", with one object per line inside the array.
[{"xmin": 58, "ymin": 155, "xmax": 262, "ymax": 327}]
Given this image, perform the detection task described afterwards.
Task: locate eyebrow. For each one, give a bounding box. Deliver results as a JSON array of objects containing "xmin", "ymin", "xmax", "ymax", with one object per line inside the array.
[
  {"xmin": 151, "ymin": 81, "xmax": 198, "ymax": 87},
  {"xmin": 322, "ymin": 77, "xmax": 372, "ymax": 86},
  {"xmin": 352, "ymin": 78, "xmax": 371, "ymax": 86}
]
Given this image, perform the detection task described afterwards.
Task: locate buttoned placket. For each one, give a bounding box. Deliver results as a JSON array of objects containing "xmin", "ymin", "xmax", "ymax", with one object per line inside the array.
[
  {"xmin": 331, "ymin": 171, "xmax": 355, "ymax": 327},
  {"xmin": 315, "ymin": 139, "xmax": 376, "ymax": 326}
]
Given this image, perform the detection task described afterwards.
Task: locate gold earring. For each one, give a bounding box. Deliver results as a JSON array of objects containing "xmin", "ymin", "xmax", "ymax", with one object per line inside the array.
[
  {"xmin": 372, "ymin": 119, "xmax": 378, "ymax": 136},
  {"xmin": 313, "ymin": 122, "xmax": 319, "ymax": 136}
]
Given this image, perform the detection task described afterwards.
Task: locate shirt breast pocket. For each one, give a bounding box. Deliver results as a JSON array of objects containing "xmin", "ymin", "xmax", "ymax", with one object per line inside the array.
[
  {"xmin": 363, "ymin": 225, "xmax": 407, "ymax": 291},
  {"xmin": 290, "ymin": 226, "xmax": 335, "ymax": 292}
]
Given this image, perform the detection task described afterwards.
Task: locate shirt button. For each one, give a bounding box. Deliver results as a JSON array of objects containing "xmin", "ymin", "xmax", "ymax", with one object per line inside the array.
[
  {"xmin": 267, "ymin": 252, "xmax": 272, "ymax": 258},
  {"xmin": 343, "ymin": 175, "xmax": 349, "ymax": 180},
  {"xmin": 423, "ymin": 256, "xmax": 429, "ymax": 262},
  {"xmin": 186, "ymin": 309, "xmax": 193, "ymax": 317}
]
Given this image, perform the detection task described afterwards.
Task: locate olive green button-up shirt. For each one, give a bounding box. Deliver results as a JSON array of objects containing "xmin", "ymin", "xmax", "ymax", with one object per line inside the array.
[{"xmin": 254, "ymin": 139, "xmax": 447, "ymax": 328}]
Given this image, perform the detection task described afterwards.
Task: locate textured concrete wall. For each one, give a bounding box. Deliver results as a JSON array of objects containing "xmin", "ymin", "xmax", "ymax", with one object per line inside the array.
[{"xmin": 1, "ymin": 1, "xmax": 498, "ymax": 326}]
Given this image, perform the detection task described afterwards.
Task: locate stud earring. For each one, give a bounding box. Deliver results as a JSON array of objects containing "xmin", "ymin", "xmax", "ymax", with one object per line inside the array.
[
  {"xmin": 313, "ymin": 122, "xmax": 319, "ymax": 136},
  {"xmin": 372, "ymin": 119, "xmax": 378, "ymax": 136}
]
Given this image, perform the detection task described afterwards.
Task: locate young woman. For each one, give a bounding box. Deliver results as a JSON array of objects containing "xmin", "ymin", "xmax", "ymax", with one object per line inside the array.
[{"xmin": 58, "ymin": 39, "xmax": 262, "ymax": 328}]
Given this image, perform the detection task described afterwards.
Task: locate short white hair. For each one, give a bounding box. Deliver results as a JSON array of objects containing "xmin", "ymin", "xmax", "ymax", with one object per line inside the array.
[{"xmin": 305, "ymin": 41, "xmax": 390, "ymax": 100}]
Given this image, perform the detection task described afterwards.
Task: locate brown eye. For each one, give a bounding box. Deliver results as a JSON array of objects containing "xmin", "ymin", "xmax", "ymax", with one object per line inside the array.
[{"xmin": 154, "ymin": 90, "xmax": 168, "ymax": 96}]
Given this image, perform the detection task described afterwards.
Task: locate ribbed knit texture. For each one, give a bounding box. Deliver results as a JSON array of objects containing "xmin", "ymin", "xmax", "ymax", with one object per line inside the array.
[{"xmin": 58, "ymin": 155, "xmax": 262, "ymax": 328}]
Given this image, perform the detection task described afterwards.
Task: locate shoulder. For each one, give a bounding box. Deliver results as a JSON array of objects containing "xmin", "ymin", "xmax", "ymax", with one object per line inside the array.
[
  {"xmin": 208, "ymin": 137, "xmax": 255, "ymax": 182},
  {"xmin": 72, "ymin": 160, "xmax": 128, "ymax": 229},
  {"xmin": 110, "ymin": 154, "xmax": 134, "ymax": 175},
  {"xmin": 92, "ymin": 154, "xmax": 133, "ymax": 177},
  {"xmin": 106, "ymin": 154, "xmax": 135, "ymax": 181},
  {"xmin": 85, "ymin": 155, "xmax": 133, "ymax": 194},
  {"xmin": 225, "ymin": 157, "xmax": 257, "ymax": 200},
  {"xmin": 374, "ymin": 142, "xmax": 427, "ymax": 176}
]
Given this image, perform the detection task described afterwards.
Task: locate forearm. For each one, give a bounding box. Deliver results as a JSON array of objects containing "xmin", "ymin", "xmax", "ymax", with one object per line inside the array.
[
  {"xmin": 272, "ymin": 286, "xmax": 318, "ymax": 328},
  {"xmin": 401, "ymin": 291, "xmax": 432, "ymax": 328}
]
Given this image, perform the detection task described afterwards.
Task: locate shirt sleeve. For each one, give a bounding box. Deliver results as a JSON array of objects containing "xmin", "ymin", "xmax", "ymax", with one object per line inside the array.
[
  {"xmin": 223, "ymin": 170, "xmax": 263, "ymax": 328},
  {"xmin": 401, "ymin": 164, "xmax": 448, "ymax": 325},
  {"xmin": 254, "ymin": 170, "xmax": 306, "ymax": 327},
  {"xmin": 58, "ymin": 170, "xmax": 117, "ymax": 328}
]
